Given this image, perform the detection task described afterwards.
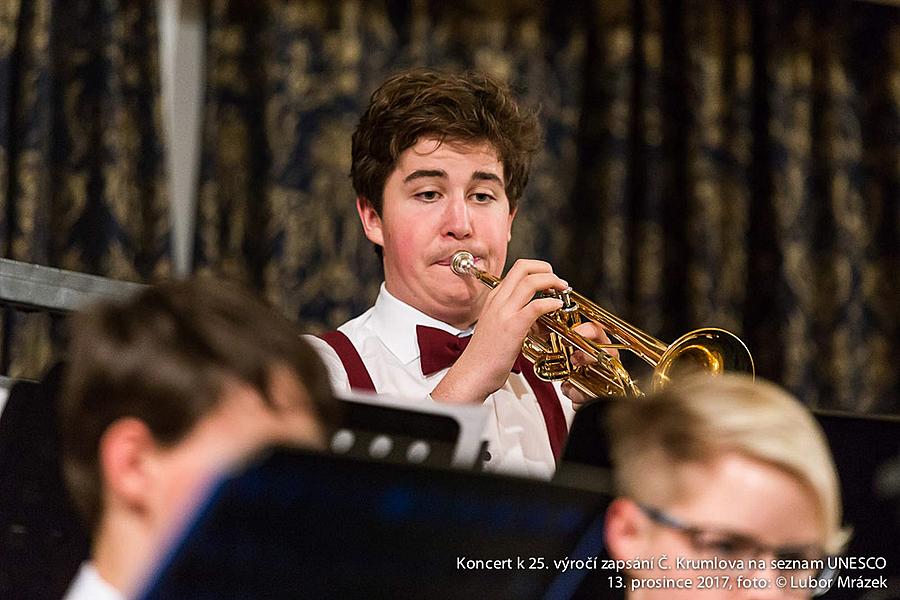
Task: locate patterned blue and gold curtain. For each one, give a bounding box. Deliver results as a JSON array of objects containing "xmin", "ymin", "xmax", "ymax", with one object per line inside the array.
[
  {"xmin": 570, "ymin": 0, "xmax": 899, "ymax": 412},
  {"xmin": 0, "ymin": 0, "xmax": 170, "ymax": 377},
  {"xmin": 194, "ymin": 0, "xmax": 898, "ymax": 412}
]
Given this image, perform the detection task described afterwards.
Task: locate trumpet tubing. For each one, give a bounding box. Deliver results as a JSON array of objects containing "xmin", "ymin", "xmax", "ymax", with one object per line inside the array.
[{"xmin": 450, "ymin": 251, "xmax": 754, "ymax": 398}]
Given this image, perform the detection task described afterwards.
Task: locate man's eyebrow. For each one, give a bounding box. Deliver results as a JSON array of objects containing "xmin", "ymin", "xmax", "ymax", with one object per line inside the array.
[
  {"xmin": 471, "ymin": 171, "xmax": 504, "ymax": 187},
  {"xmin": 403, "ymin": 169, "xmax": 447, "ymax": 183}
]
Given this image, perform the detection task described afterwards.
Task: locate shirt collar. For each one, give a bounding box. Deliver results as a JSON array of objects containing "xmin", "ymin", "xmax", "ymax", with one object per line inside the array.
[
  {"xmin": 67, "ymin": 562, "xmax": 123, "ymax": 600},
  {"xmin": 370, "ymin": 283, "xmax": 474, "ymax": 366}
]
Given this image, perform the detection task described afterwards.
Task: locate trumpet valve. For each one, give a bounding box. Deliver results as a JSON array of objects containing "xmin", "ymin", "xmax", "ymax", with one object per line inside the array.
[
  {"xmin": 534, "ymin": 352, "xmax": 572, "ymax": 382},
  {"xmin": 558, "ymin": 287, "xmax": 577, "ymax": 312}
]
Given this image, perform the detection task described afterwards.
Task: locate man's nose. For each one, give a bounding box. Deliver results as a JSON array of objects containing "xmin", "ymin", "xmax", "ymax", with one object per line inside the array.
[{"xmin": 441, "ymin": 196, "xmax": 472, "ymax": 239}]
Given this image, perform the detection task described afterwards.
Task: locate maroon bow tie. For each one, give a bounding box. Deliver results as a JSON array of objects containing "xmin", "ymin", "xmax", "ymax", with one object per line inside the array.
[
  {"xmin": 416, "ymin": 325, "xmax": 526, "ymax": 376},
  {"xmin": 415, "ymin": 325, "xmax": 567, "ymax": 461}
]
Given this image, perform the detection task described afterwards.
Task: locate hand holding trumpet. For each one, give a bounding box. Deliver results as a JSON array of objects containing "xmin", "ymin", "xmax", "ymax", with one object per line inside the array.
[
  {"xmin": 430, "ymin": 255, "xmax": 623, "ymax": 408},
  {"xmin": 430, "ymin": 258, "xmax": 569, "ymax": 404}
]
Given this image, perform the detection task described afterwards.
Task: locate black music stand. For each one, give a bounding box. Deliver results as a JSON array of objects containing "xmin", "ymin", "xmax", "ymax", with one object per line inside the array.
[
  {"xmin": 0, "ymin": 364, "xmax": 90, "ymax": 600},
  {"xmin": 554, "ymin": 398, "xmax": 616, "ymax": 494},
  {"xmin": 331, "ymin": 390, "xmax": 488, "ymax": 469},
  {"xmin": 136, "ymin": 447, "xmax": 611, "ymax": 600},
  {"xmin": 813, "ymin": 411, "xmax": 900, "ymax": 598}
]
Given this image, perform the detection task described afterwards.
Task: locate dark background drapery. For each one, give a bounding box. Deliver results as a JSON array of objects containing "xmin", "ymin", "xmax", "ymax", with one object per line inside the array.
[
  {"xmin": 0, "ymin": 0, "xmax": 170, "ymax": 377},
  {"xmin": 194, "ymin": 0, "xmax": 899, "ymax": 413},
  {"xmin": 0, "ymin": 1, "xmax": 895, "ymax": 412}
]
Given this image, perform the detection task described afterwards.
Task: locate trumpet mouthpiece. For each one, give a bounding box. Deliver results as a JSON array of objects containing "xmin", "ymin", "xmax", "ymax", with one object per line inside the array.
[{"xmin": 451, "ymin": 251, "xmax": 476, "ymax": 276}]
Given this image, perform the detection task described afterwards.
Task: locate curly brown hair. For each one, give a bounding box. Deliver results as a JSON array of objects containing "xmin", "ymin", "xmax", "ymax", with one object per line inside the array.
[{"xmin": 351, "ymin": 68, "xmax": 541, "ymax": 215}]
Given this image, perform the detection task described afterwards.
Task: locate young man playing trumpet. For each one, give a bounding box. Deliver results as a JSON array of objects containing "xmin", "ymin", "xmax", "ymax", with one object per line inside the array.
[{"xmin": 307, "ymin": 68, "xmax": 610, "ymax": 478}]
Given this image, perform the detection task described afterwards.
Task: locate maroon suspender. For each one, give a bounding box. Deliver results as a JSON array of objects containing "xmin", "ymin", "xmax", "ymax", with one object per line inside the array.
[
  {"xmin": 318, "ymin": 331, "xmax": 376, "ymax": 393},
  {"xmin": 521, "ymin": 359, "xmax": 569, "ymax": 462}
]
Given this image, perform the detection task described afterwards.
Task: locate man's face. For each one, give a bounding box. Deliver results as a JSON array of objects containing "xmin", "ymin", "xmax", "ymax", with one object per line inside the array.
[
  {"xmin": 358, "ymin": 137, "xmax": 516, "ymax": 328},
  {"xmin": 605, "ymin": 453, "xmax": 827, "ymax": 599}
]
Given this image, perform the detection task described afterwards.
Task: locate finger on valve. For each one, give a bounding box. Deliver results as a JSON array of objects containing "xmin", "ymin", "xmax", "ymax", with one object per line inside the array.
[
  {"xmin": 572, "ymin": 321, "xmax": 619, "ymax": 359},
  {"xmin": 561, "ymin": 381, "xmax": 592, "ymax": 409}
]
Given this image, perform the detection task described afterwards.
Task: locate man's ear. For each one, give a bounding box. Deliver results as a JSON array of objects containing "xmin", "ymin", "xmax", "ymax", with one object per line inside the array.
[
  {"xmin": 98, "ymin": 418, "xmax": 158, "ymax": 512},
  {"xmin": 356, "ymin": 196, "xmax": 384, "ymax": 247},
  {"xmin": 507, "ymin": 205, "xmax": 517, "ymax": 242},
  {"xmin": 604, "ymin": 497, "xmax": 648, "ymax": 561}
]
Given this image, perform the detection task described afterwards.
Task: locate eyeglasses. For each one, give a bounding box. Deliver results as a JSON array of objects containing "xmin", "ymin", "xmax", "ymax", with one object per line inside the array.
[{"xmin": 638, "ymin": 503, "xmax": 838, "ymax": 596}]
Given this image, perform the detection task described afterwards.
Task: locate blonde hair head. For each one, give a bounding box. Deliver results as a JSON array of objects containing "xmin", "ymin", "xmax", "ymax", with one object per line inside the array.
[{"xmin": 608, "ymin": 373, "xmax": 849, "ymax": 553}]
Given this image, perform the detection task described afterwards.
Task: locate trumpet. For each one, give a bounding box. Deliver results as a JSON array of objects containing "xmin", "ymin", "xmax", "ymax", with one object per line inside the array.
[{"xmin": 451, "ymin": 251, "xmax": 754, "ymax": 398}]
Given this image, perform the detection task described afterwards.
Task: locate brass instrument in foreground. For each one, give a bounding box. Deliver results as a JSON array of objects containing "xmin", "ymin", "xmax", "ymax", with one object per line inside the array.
[{"xmin": 451, "ymin": 251, "xmax": 754, "ymax": 398}]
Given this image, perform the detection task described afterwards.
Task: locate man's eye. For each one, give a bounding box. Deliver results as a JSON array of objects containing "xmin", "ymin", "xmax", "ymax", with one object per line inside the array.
[
  {"xmin": 416, "ymin": 191, "xmax": 440, "ymax": 201},
  {"xmin": 696, "ymin": 535, "xmax": 745, "ymax": 558},
  {"xmin": 711, "ymin": 541, "xmax": 742, "ymax": 556},
  {"xmin": 471, "ymin": 193, "xmax": 495, "ymax": 203}
]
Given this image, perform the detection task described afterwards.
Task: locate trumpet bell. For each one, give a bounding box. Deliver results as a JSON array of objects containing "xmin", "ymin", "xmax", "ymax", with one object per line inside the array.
[{"xmin": 651, "ymin": 327, "xmax": 755, "ymax": 392}]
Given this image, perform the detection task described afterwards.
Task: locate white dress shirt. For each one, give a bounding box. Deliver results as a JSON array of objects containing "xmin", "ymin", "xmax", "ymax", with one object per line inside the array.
[
  {"xmin": 63, "ymin": 562, "xmax": 123, "ymax": 600},
  {"xmin": 305, "ymin": 284, "xmax": 575, "ymax": 480}
]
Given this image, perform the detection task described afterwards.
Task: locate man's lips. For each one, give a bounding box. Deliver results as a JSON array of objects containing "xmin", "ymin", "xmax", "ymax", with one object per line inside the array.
[{"xmin": 436, "ymin": 255, "xmax": 480, "ymax": 266}]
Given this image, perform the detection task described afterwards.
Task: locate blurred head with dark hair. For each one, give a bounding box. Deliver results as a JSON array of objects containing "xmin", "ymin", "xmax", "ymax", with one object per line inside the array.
[{"xmin": 61, "ymin": 277, "xmax": 337, "ymax": 597}]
